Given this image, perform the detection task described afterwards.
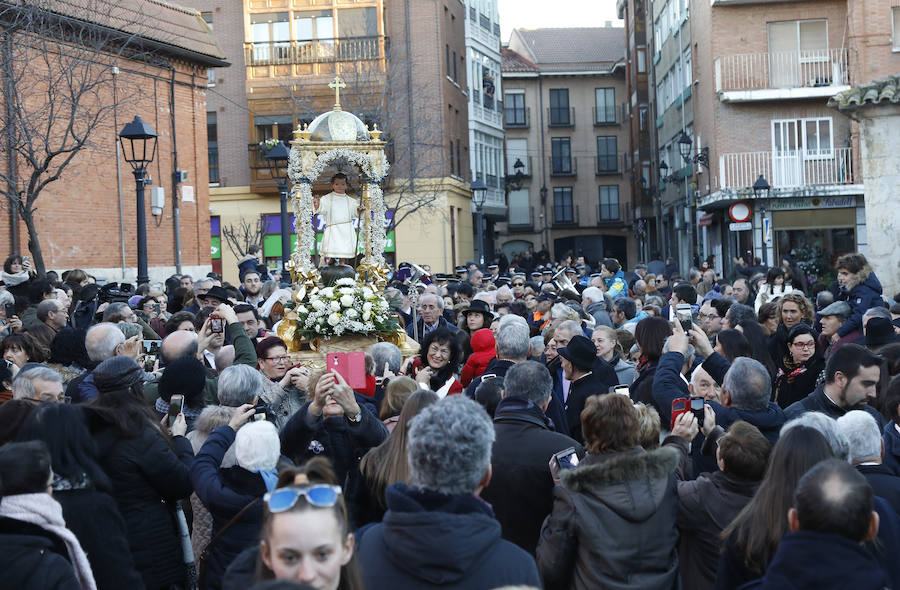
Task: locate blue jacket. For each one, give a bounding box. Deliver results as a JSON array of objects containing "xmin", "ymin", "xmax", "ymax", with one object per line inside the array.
[
  {"xmin": 190, "ymin": 426, "xmax": 266, "ymax": 590},
  {"xmin": 838, "ymin": 272, "xmax": 883, "ymax": 337},
  {"xmin": 883, "ymin": 421, "xmax": 900, "ymax": 477},
  {"xmin": 604, "ymin": 270, "xmax": 628, "ymax": 300},
  {"xmin": 357, "ymin": 483, "xmax": 541, "ymax": 589},
  {"xmin": 742, "ymin": 530, "xmax": 888, "ymax": 590}
]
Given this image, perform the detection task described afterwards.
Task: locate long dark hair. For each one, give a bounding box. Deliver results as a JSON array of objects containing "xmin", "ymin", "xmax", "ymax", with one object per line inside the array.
[
  {"xmin": 0, "ymin": 440, "xmax": 52, "ymax": 497},
  {"xmin": 417, "ymin": 327, "xmax": 461, "ymax": 390},
  {"xmin": 717, "ymin": 329, "xmax": 751, "ymax": 363},
  {"xmin": 256, "ymin": 457, "xmax": 363, "ymax": 590},
  {"xmin": 721, "ymin": 426, "xmax": 832, "ymax": 576},
  {"xmin": 16, "ymin": 404, "xmax": 112, "ymax": 493},
  {"xmin": 359, "ymin": 390, "xmax": 439, "ymax": 511},
  {"xmin": 737, "ymin": 320, "xmax": 778, "ymax": 381},
  {"xmin": 87, "ymin": 384, "xmax": 161, "ymax": 439},
  {"xmin": 634, "ymin": 316, "xmax": 672, "ymax": 362}
]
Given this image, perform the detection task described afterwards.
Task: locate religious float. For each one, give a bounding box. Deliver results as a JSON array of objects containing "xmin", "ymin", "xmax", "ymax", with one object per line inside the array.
[{"xmin": 276, "ymin": 77, "xmax": 419, "ymax": 372}]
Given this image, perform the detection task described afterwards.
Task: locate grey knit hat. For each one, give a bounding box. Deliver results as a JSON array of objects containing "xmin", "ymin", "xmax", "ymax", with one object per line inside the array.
[{"xmin": 92, "ymin": 356, "xmax": 145, "ymax": 393}]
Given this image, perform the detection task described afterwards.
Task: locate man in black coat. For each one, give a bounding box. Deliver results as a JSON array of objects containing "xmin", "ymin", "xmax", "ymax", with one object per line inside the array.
[
  {"xmin": 480, "ymin": 361, "xmax": 583, "ymax": 556},
  {"xmin": 557, "ymin": 334, "xmax": 618, "ymax": 444},
  {"xmin": 784, "ymin": 344, "xmax": 884, "ymax": 428},
  {"xmin": 838, "ymin": 409, "xmax": 900, "ymax": 516}
]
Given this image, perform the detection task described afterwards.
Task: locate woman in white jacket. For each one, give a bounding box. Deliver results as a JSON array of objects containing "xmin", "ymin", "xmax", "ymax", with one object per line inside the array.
[{"xmin": 754, "ymin": 267, "xmax": 793, "ymax": 312}]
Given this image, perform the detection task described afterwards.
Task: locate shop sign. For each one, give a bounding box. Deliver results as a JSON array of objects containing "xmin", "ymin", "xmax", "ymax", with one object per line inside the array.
[{"xmin": 767, "ymin": 196, "xmax": 855, "ymax": 210}]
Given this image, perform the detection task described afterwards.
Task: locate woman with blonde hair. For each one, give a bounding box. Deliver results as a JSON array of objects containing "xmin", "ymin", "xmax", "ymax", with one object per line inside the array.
[
  {"xmin": 378, "ymin": 376, "xmax": 418, "ymax": 432},
  {"xmin": 591, "ymin": 325, "xmax": 635, "ymax": 385}
]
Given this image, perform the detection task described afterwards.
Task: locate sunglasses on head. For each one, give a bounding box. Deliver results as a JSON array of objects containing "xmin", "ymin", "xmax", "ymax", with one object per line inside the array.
[{"xmin": 265, "ymin": 484, "xmax": 343, "ymax": 512}]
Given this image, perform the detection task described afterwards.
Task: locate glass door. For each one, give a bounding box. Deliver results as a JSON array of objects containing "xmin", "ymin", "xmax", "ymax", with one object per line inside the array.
[{"xmin": 771, "ymin": 119, "xmax": 803, "ymax": 186}]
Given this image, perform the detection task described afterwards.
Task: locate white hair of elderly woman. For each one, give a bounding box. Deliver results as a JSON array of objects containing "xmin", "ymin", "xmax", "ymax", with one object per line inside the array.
[{"xmin": 235, "ymin": 420, "xmax": 281, "ymax": 472}]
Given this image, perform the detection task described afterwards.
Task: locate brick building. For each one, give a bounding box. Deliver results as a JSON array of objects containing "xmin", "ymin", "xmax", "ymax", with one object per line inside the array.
[
  {"xmin": 1, "ymin": 0, "xmax": 226, "ymax": 283},
  {"xmin": 187, "ymin": 0, "xmax": 474, "ymax": 283},
  {"xmin": 499, "ymin": 27, "xmax": 636, "ymax": 267},
  {"xmin": 688, "ymin": 0, "xmax": 900, "ymax": 277}
]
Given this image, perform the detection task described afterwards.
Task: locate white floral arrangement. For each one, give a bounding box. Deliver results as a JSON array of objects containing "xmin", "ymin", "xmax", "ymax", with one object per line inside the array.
[
  {"xmin": 292, "ymin": 277, "xmax": 398, "ymax": 338},
  {"xmin": 287, "ymin": 146, "xmax": 390, "ymax": 273}
]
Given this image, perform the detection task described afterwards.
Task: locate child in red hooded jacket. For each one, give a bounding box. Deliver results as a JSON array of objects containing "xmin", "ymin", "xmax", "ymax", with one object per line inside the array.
[{"xmin": 460, "ymin": 328, "xmax": 497, "ymax": 387}]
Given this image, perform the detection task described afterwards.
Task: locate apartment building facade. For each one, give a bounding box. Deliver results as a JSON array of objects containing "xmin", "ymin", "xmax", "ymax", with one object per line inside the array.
[
  {"xmin": 500, "ymin": 27, "xmax": 635, "ymax": 267},
  {"xmin": 182, "ymin": 0, "xmax": 474, "ymax": 283},
  {"xmin": 463, "ymin": 0, "xmax": 506, "ymax": 263},
  {"xmin": 690, "ymin": 0, "xmax": 900, "ymax": 279}
]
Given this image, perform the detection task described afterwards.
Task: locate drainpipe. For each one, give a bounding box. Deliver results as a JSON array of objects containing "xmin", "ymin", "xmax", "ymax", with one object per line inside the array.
[
  {"xmin": 169, "ymin": 65, "xmax": 182, "ymax": 275},
  {"xmin": 538, "ymin": 75, "xmax": 547, "ymax": 253}
]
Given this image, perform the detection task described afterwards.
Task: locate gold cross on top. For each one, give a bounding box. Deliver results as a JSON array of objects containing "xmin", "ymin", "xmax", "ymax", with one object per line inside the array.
[{"xmin": 328, "ymin": 76, "xmax": 347, "ymax": 110}]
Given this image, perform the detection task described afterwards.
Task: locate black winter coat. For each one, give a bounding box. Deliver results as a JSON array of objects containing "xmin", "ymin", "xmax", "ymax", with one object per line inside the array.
[
  {"xmin": 190, "ymin": 425, "xmax": 266, "ymax": 590},
  {"xmin": 536, "ymin": 447, "xmax": 680, "ymax": 590},
  {"xmin": 883, "ymin": 421, "xmax": 900, "ymax": 477},
  {"xmin": 480, "ymin": 396, "xmax": 583, "ymax": 555},
  {"xmin": 357, "ymin": 483, "xmax": 541, "ymax": 589},
  {"xmin": 94, "ymin": 424, "xmax": 194, "ymax": 590},
  {"xmin": 0, "ymin": 516, "xmax": 81, "ymax": 590},
  {"xmin": 564, "ymin": 364, "xmax": 619, "ymax": 444},
  {"xmin": 55, "ymin": 488, "xmax": 145, "ymax": 590},
  {"xmin": 630, "ymin": 360, "xmax": 659, "ymax": 410},
  {"xmin": 857, "ymin": 463, "xmax": 900, "ymax": 517},
  {"xmin": 784, "ymin": 384, "xmax": 885, "ymax": 429},
  {"xmin": 280, "ymin": 400, "xmax": 387, "ymax": 491},
  {"xmin": 676, "ymin": 471, "xmax": 758, "ymax": 590}
]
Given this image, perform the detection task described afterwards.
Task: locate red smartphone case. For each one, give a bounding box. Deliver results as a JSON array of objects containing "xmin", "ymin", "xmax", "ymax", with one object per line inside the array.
[
  {"xmin": 327, "ymin": 352, "xmax": 366, "ymax": 390},
  {"xmin": 670, "ymin": 397, "xmax": 689, "ymax": 431}
]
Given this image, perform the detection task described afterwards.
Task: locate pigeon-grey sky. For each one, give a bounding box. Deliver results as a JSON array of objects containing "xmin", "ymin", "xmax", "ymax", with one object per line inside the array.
[{"xmin": 498, "ymin": 0, "xmax": 623, "ymax": 42}]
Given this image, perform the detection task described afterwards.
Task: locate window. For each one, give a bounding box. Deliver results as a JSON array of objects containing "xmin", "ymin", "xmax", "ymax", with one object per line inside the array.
[
  {"xmin": 446, "ymin": 44, "xmax": 451, "ymax": 77},
  {"xmin": 803, "ymin": 118, "xmax": 833, "ymax": 158},
  {"xmin": 639, "ymin": 108, "xmax": 648, "ymax": 131},
  {"xmin": 894, "ymin": 8, "xmax": 900, "ymax": 51},
  {"xmin": 207, "ymin": 112, "xmax": 219, "ymax": 184},
  {"xmin": 250, "ymin": 13, "xmax": 289, "ymax": 62},
  {"xmin": 599, "ymin": 186, "xmax": 619, "ymax": 220},
  {"xmin": 453, "ymin": 50, "xmax": 458, "ymax": 83},
  {"xmin": 595, "ymin": 88, "xmax": 616, "ymax": 124},
  {"xmin": 767, "ymin": 20, "xmax": 828, "ymax": 61},
  {"xmin": 597, "ymin": 136, "xmax": 618, "ymax": 173},
  {"xmin": 253, "ymin": 114, "xmax": 294, "ymax": 154},
  {"xmin": 456, "ymin": 139, "xmax": 462, "ymax": 180},
  {"xmin": 449, "ymin": 141, "xmax": 455, "ymax": 175},
  {"xmin": 201, "ymin": 12, "xmax": 213, "ymax": 29},
  {"xmin": 206, "ymin": 68, "xmax": 215, "ymax": 87},
  {"xmin": 295, "ymin": 10, "xmax": 333, "ymax": 41},
  {"xmin": 683, "ymin": 48, "xmax": 692, "ymax": 88},
  {"xmin": 551, "ymin": 138, "xmax": 572, "ymax": 174},
  {"xmin": 337, "ymin": 7, "xmax": 376, "ymax": 38},
  {"xmin": 505, "ymin": 91, "xmax": 526, "ymax": 126},
  {"xmin": 553, "ymin": 187, "xmax": 574, "ymax": 223},
  {"xmin": 637, "ymin": 48, "xmax": 646, "ymax": 73},
  {"xmin": 506, "ymin": 138, "xmax": 528, "ymax": 175},
  {"xmin": 549, "ymin": 89, "xmax": 570, "ymax": 126}
]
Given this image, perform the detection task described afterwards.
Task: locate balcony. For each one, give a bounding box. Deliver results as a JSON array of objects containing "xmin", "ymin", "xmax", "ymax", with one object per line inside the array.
[
  {"xmin": 714, "ymin": 48, "xmax": 849, "ymax": 102},
  {"xmin": 593, "ymin": 106, "xmax": 619, "ymax": 126},
  {"xmin": 506, "ymin": 155, "xmax": 533, "ymax": 179},
  {"xmin": 549, "ymin": 156, "xmax": 577, "ymax": 177},
  {"xmin": 718, "ymin": 147, "xmax": 855, "ymax": 190},
  {"xmin": 596, "ymin": 153, "xmax": 625, "ymax": 175},
  {"xmin": 507, "ymin": 205, "xmax": 534, "ymax": 230},
  {"xmin": 504, "ymin": 106, "xmax": 530, "ymax": 129},
  {"xmin": 547, "ymin": 107, "xmax": 575, "ymax": 127},
  {"xmin": 244, "ymin": 36, "xmax": 389, "ymax": 67},
  {"xmin": 470, "ymin": 100, "xmax": 502, "ymax": 127},
  {"xmin": 553, "ymin": 204, "xmax": 579, "ymax": 227},
  {"xmin": 597, "ymin": 202, "xmax": 632, "ymax": 226}
]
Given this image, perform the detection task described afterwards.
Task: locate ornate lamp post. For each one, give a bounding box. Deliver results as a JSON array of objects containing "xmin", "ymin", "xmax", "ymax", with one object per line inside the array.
[
  {"xmin": 118, "ymin": 115, "xmax": 158, "ymax": 285},
  {"xmin": 470, "ymin": 178, "xmax": 488, "ymax": 265},
  {"xmin": 265, "ymin": 140, "xmax": 291, "ymax": 272}
]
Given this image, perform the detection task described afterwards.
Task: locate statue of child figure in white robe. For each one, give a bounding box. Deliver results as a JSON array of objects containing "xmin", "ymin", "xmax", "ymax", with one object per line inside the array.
[{"xmin": 313, "ymin": 173, "xmax": 365, "ymax": 265}]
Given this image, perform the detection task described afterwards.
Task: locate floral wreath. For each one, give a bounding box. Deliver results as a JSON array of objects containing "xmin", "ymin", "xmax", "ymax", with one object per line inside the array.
[{"xmin": 287, "ymin": 147, "xmax": 390, "ymax": 274}]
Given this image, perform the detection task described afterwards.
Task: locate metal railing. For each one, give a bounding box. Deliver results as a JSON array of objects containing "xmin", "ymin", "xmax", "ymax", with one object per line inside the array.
[
  {"xmin": 553, "ymin": 204, "xmax": 579, "ymax": 227},
  {"xmin": 244, "ymin": 36, "xmax": 389, "ymax": 67},
  {"xmin": 718, "ymin": 147, "xmax": 855, "ymax": 189},
  {"xmin": 549, "ymin": 156, "xmax": 577, "ymax": 176},
  {"xmin": 508, "ymin": 205, "xmax": 534, "ymax": 229},
  {"xmin": 548, "ymin": 107, "xmax": 575, "ymax": 127},
  {"xmin": 504, "ymin": 106, "xmax": 530, "ymax": 128},
  {"xmin": 593, "ymin": 105, "xmax": 619, "ymax": 125},
  {"xmin": 506, "ymin": 155, "xmax": 532, "ymax": 177},
  {"xmin": 597, "ymin": 201, "xmax": 631, "ymax": 224},
  {"xmin": 596, "ymin": 153, "xmax": 624, "ymax": 175},
  {"xmin": 714, "ymin": 48, "xmax": 849, "ymax": 92}
]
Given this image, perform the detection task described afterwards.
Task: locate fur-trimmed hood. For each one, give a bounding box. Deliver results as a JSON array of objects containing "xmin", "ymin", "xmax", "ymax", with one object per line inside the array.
[
  {"xmin": 560, "ymin": 446, "xmax": 679, "ymax": 521},
  {"xmin": 842, "ymin": 263, "xmax": 877, "ymax": 293}
]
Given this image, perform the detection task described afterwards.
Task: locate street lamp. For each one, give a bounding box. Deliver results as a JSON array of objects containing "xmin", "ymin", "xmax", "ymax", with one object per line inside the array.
[
  {"xmin": 470, "ymin": 178, "xmax": 487, "ymax": 265},
  {"xmin": 119, "ymin": 115, "xmax": 158, "ymax": 285},
  {"xmin": 505, "ymin": 158, "xmax": 525, "ymax": 190},
  {"xmin": 753, "ymin": 175, "xmax": 771, "ymax": 266},
  {"xmin": 265, "ymin": 140, "xmax": 291, "ymax": 273},
  {"xmin": 678, "ymin": 131, "xmax": 709, "ymax": 168}
]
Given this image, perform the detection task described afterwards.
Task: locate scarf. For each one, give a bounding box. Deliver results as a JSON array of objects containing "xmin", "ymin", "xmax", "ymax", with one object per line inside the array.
[
  {"xmin": 0, "ymin": 494, "xmax": 97, "ymax": 590},
  {"xmin": 0, "ymin": 270, "xmax": 28, "ymax": 287},
  {"xmin": 255, "ymin": 469, "xmax": 279, "ymax": 492}
]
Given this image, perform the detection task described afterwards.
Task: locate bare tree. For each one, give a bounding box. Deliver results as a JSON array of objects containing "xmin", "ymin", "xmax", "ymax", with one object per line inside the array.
[
  {"xmin": 0, "ymin": 0, "xmax": 152, "ymax": 274},
  {"xmin": 222, "ymin": 216, "xmax": 266, "ymax": 261}
]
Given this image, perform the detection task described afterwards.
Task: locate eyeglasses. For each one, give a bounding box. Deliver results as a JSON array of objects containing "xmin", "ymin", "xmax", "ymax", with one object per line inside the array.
[
  {"xmin": 512, "ymin": 282, "xmax": 524, "ymax": 287},
  {"xmin": 698, "ymin": 313, "xmax": 720, "ymax": 321},
  {"xmin": 264, "ymin": 355, "xmax": 291, "ymax": 363},
  {"xmin": 265, "ymin": 485, "xmax": 343, "ymax": 512},
  {"xmin": 791, "ymin": 341, "xmax": 816, "ymax": 349}
]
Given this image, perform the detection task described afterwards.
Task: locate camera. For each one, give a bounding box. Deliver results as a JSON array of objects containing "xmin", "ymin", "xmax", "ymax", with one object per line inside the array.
[
  {"xmin": 98, "ymin": 282, "xmax": 135, "ymax": 304},
  {"xmin": 209, "ymin": 316, "xmax": 224, "ymax": 333},
  {"xmin": 252, "ymin": 402, "xmax": 268, "ymax": 421}
]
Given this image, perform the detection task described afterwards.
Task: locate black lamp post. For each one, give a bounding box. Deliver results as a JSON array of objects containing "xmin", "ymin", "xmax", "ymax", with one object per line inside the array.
[
  {"xmin": 470, "ymin": 178, "xmax": 487, "ymax": 265},
  {"xmin": 678, "ymin": 131, "xmax": 709, "ymax": 168},
  {"xmin": 265, "ymin": 140, "xmax": 291, "ymax": 272},
  {"xmin": 119, "ymin": 115, "xmax": 158, "ymax": 285},
  {"xmin": 753, "ymin": 174, "xmax": 771, "ymax": 265},
  {"xmin": 505, "ymin": 158, "xmax": 525, "ymax": 190}
]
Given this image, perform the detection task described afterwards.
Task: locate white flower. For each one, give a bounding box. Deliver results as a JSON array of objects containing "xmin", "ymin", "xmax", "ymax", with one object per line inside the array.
[
  {"xmin": 336, "ymin": 278, "xmax": 355, "ymax": 287},
  {"xmin": 338, "ymin": 287, "xmax": 354, "ymax": 296},
  {"xmin": 296, "ymin": 305, "xmax": 308, "ymax": 314},
  {"xmin": 346, "ymin": 309, "xmax": 359, "ymax": 319},
  {"xmin": 320, "ymin": 287, "xmax": 334, "ymax": 298},
  {"xmin": 327, "ymin": 313, "xmax": 341, "ymax": 326},
  {"xmin": 362, "ymin": 302, "xmax": 373, "ymax": 312},
  {"xmin": 340, "ymin": 295, "xmax": 354, "ymax": 308},
  {"xmin": 317, "ymin": 316, "xmax": 325, "ymax": 324},
  {"xmin": 363, "ymin": 311, "xmax": 371, "ymax": 321},
  {"xmin": 330, "ymin": 301, "xmax": 341, "ymax": 312},
  {"xmin": 362, "ymin": 287, "xmax": 373, "ymax": 298},
  {"xmin": 311, "ymin": 299, "xmax": 326, "ymax": 311}
]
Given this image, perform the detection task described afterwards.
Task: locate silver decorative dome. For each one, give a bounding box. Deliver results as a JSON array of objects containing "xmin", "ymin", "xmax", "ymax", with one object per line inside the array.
[{"xmin": 307, "ymin": 109, "xmax": 370, "ymax": 142}]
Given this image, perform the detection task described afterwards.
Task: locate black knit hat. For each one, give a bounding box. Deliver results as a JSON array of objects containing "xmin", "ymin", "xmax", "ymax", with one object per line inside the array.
[
  {"xmin": 557, "ymin": 335, "xmax": 597, "ymax": 371},
  {"xmin": 93, "ymin": 356, "xmax": 145, "ymax": 393},
  {"xmin": 158, "ymin": 356, "xmax": 207, "ymax": 404}
]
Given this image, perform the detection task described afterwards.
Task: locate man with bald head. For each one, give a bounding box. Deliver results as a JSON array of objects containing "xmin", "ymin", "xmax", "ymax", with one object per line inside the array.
[
  {"xmin": 142, "ymin": 303, "xmax": 258, "ymax": 405},
  {"xmin": 65, "ymin": 322, "xmax": 142, "ymax": 403},
  {"xmin": 405, "ymin": 292, "xmax": 459, "ymax": 342}
]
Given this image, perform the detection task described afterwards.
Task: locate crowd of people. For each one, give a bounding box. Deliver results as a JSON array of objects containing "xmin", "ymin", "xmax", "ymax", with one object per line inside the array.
[{"xmin": 1, "ymin": 246, "xmax": 900, "ymax": 590}]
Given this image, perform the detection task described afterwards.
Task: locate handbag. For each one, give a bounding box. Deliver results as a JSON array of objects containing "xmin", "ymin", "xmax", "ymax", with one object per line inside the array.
[{"xmin": 197, "ymin": 498, "xmax": 260, "ymax": 588}]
